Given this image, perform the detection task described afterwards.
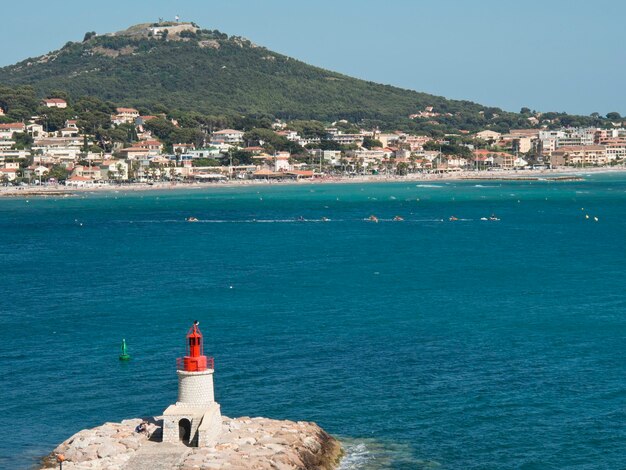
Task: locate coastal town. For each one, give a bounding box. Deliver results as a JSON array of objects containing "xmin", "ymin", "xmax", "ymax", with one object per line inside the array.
[{"xmin": 1, "ymin": 99, "xmax": 626, "ymax": 188}]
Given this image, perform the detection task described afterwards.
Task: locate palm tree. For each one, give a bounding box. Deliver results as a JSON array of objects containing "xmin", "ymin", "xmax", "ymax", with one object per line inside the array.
[
  {"xmin": 409, "ymin": 154, "xmax": 418, "ymax": 174},
  {"xmin": 116, "ymin": 163, "xmax": 124, "ymax": 182}
]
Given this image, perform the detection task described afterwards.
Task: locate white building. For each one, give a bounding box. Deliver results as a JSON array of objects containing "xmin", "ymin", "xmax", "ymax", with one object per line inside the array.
[
  {"xmin": 556, "ymin": 128, "xmax": 595, "ymax": 147},
  {"xmin": 475, "ymin": 130, "xmax": 502, "ymax": 142},
  {"xmin": 331, "ymin": 133, "xmax": 364, "ymax": 146},
  {"xmin": 211, "ymin": 129, "xmax": 244, "ymax": 144},
  {"xmin": 27, "ymin": 123, "xmax": 45, "ymax": 138},
  {"xmin": 0, "ymin": 149, "xmax": 31, "ymax": 161},
  {"xmin": 0, "ymin": 168, "xmax": 17, "ymax": 181},
  {"xmin": 273, "ymin": 152, "xmax": 291, "ymax": 172},
  {"xmin": 112, "ymin": 108, "xmax": 140, "ymax": 125},
  {"xmin": 186, "ymin": 147, "xmax": 223, "ymax": 159},
  {"xmin": 0, "ymin": 123, "xmax": 26, "ymax": 140},
  {"xmin": 101, "ymin": 159, "xmax": 130, "ymax": 180},
  {"xmin": 65, "ymin": 176, "xmax": 95, "ymax": 187},
  {"xmin": 42, "ymin": 98, "xmax": 67, "ymax": 109}
]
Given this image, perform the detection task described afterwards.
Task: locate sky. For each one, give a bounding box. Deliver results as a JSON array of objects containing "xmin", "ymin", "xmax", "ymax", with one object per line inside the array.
[{"xmin": 1, "ymin": 0, "xmax": 625, "ymax": 116}]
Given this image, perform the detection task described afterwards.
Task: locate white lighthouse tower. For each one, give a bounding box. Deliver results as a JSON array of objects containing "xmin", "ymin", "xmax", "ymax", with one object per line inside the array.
[{"xmin": 162, "ymin": 322, "xmax": 222, "ymax": 447}]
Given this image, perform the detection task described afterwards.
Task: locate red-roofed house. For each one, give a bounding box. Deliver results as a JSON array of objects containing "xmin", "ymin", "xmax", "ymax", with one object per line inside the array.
[
  {"xmin": 0, "ymin": 122, "xmax": 26, "ymax": 140},
  {"xmin": 112, "ymin": 107, "xmax": 140, "ymax": 125},
  {"xmin": 173, "ymin": 143, "xmax": 196, "ymax": 154},
  {"xmin": 118, "ymin": 139, "xmax": 163, "ymax": 159},
  {"xmin": 43, "ymin": 98, "xmax": 67, "ymax": 109},
  {"xmin": 59, "ymin": 127, "xmax": 79, "ymax": 137},
  {"xmin": 0, "ymin": 168, "xmax": 18, "ymax": 181},
  {"xmin": 65, "ymin": 175, "xmax": 94, "ymax": 187}
]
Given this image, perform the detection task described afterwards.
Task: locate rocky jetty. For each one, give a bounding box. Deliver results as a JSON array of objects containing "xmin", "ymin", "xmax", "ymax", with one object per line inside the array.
[{"xmin": 40, "ymin": 416, "xmax": 342, "ymax": 470}]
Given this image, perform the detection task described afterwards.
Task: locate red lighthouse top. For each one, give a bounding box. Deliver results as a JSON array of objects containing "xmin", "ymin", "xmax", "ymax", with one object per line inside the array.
[{"xmin": 178, "ymin": 321, "xmax": 214, "ymax": 372}]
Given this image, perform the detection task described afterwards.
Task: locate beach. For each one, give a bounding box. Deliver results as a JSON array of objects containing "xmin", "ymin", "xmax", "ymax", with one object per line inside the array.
[{"xmin": 2, "ymin": 166, "xmax": 625, "ymax": 197}]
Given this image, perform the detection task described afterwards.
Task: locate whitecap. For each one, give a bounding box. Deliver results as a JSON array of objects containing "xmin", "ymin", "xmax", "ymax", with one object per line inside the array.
[{"xmin": 337, "ymin": 442, "xmax": 373, "ymax": 469}]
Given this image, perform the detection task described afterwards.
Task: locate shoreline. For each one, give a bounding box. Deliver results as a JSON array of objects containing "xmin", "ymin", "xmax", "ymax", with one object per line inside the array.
[{"xmin": 2, "ymin": 166, "xmax": 624, "ymax": 198}]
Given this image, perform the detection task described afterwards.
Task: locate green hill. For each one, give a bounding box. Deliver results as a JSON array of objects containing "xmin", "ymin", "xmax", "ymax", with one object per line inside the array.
[
  {"xmin": 0, "ymin": 22, "xmax": 612, "ymax": 132},
  {"xmin": 0, "ymin": 23, "xmax": 499, "ymax": 122}
]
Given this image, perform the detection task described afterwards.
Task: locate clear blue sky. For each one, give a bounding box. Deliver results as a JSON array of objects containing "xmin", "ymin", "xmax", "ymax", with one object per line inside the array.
[{"xmin": 1, "ymin": 0, "xmax": 624, "ymax": 116}]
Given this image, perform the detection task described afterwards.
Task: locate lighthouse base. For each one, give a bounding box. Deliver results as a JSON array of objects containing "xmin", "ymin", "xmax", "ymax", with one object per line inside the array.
[{"xmin": 162, "ymin": 402, "xmax": 222, "ymax": 447}]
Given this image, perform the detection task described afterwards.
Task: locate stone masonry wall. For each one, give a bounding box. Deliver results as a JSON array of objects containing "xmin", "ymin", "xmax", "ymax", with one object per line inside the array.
[{"xmin": 177, "ymin": 370, "xmax": 214, "ymax": 405}]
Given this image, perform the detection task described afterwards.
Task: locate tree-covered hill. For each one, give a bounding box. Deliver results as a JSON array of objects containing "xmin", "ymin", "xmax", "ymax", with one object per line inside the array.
[
  {"xmin": 0, "ymin": 22, "xmax": 619, "ymax": 133},
  {"xmin": 0, "ymin": 24, "xmax": 508, "ymax": 125}
]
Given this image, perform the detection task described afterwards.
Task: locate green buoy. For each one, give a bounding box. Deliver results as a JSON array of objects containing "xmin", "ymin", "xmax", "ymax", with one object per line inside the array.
[{"xmin": 119, "ymin": 338, "xmax": 131, "ymax": 361}]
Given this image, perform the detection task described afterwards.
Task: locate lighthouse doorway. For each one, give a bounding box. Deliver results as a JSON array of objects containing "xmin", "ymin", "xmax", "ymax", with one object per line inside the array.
[{"xmin": 178, "ymin": 418, "xmax": 192, "ymax": 445}]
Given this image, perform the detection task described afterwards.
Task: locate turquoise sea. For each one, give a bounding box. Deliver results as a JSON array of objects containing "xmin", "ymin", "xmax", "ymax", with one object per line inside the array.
[{"xmin": 1, "ymin": 175, "xmax": 625, "ymax": 469}]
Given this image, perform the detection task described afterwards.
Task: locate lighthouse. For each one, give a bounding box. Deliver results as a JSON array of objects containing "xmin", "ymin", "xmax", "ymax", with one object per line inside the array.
[{"xmin": 162, "ymin": 321, "xmax": 222, "ymax": 447}]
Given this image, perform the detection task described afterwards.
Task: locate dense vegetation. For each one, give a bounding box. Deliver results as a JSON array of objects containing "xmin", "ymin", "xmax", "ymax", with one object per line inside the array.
[{"xmin": 0, "ymin": 23, "xmax": 622, "ymax": 136}]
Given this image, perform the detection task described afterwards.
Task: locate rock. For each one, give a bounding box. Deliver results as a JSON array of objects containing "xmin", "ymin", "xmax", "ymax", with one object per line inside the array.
[
  {"xmin": 303, "ymin": 436, "xmax": 321, "ymax": 453},
  {"xmin": 119, "ymin": 437, "xmax": 141, "ymax": 450},
  {"xmin": 39, "ymin": 415, "xmax": 342, "ymax": 470},
  {"xmin": 97, "ymin": 441, "xmax": 126, "ymax": 459}
]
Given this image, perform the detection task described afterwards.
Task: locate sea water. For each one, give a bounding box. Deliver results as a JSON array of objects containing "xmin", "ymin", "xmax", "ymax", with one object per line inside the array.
[{"xmin": 0, "ymin": 175, "xmax": 625, "ymax": 469}]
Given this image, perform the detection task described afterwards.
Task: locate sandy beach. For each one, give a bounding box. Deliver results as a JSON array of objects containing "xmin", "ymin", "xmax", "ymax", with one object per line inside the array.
[{"xmin": 1, "ymin": 166, "xmax": 624, "ymax": 198}]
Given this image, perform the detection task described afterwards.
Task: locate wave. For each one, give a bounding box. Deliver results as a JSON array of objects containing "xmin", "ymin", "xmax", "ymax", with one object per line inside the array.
[
  {"xmin": 338, "ymin": 438, "xmax": 438, "ymax": 469},
  {"xmin": 131, "ymin": 219, "xmax": 340, "ymax": 224},
  {"xmin": 415, "ymin": 184, "xmax": 443, "ymax": 188},
  {"xmin": 338, "ymin": 442, "xmax": 373, "ymax": 469}
]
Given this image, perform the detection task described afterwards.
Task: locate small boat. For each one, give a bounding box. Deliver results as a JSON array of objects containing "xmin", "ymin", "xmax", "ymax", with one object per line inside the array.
[
  {"xmin": 186, "ymin": 217, "xmax": 199, "ymax": 222},
  {"xmin": 321, "ymin": 217, "xmax": 330, "ymax": 222},
  {"xmin": 488, "ymin": 215, "xmax": 500, "ymax": 221},
  {"xmin": 449, "ymin": 216, "xmax": 458, "ymax": 221},
  {"xmin": 368, "ymin": 215, "xmax": 379, "ymax": 223},
  {"xmin": 393, "ymin": 216, "xmax": 404, "ymax": 221},
  {"xmin": 119, "ymin": 339, "xmax": 130, "ymax": 361}
]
